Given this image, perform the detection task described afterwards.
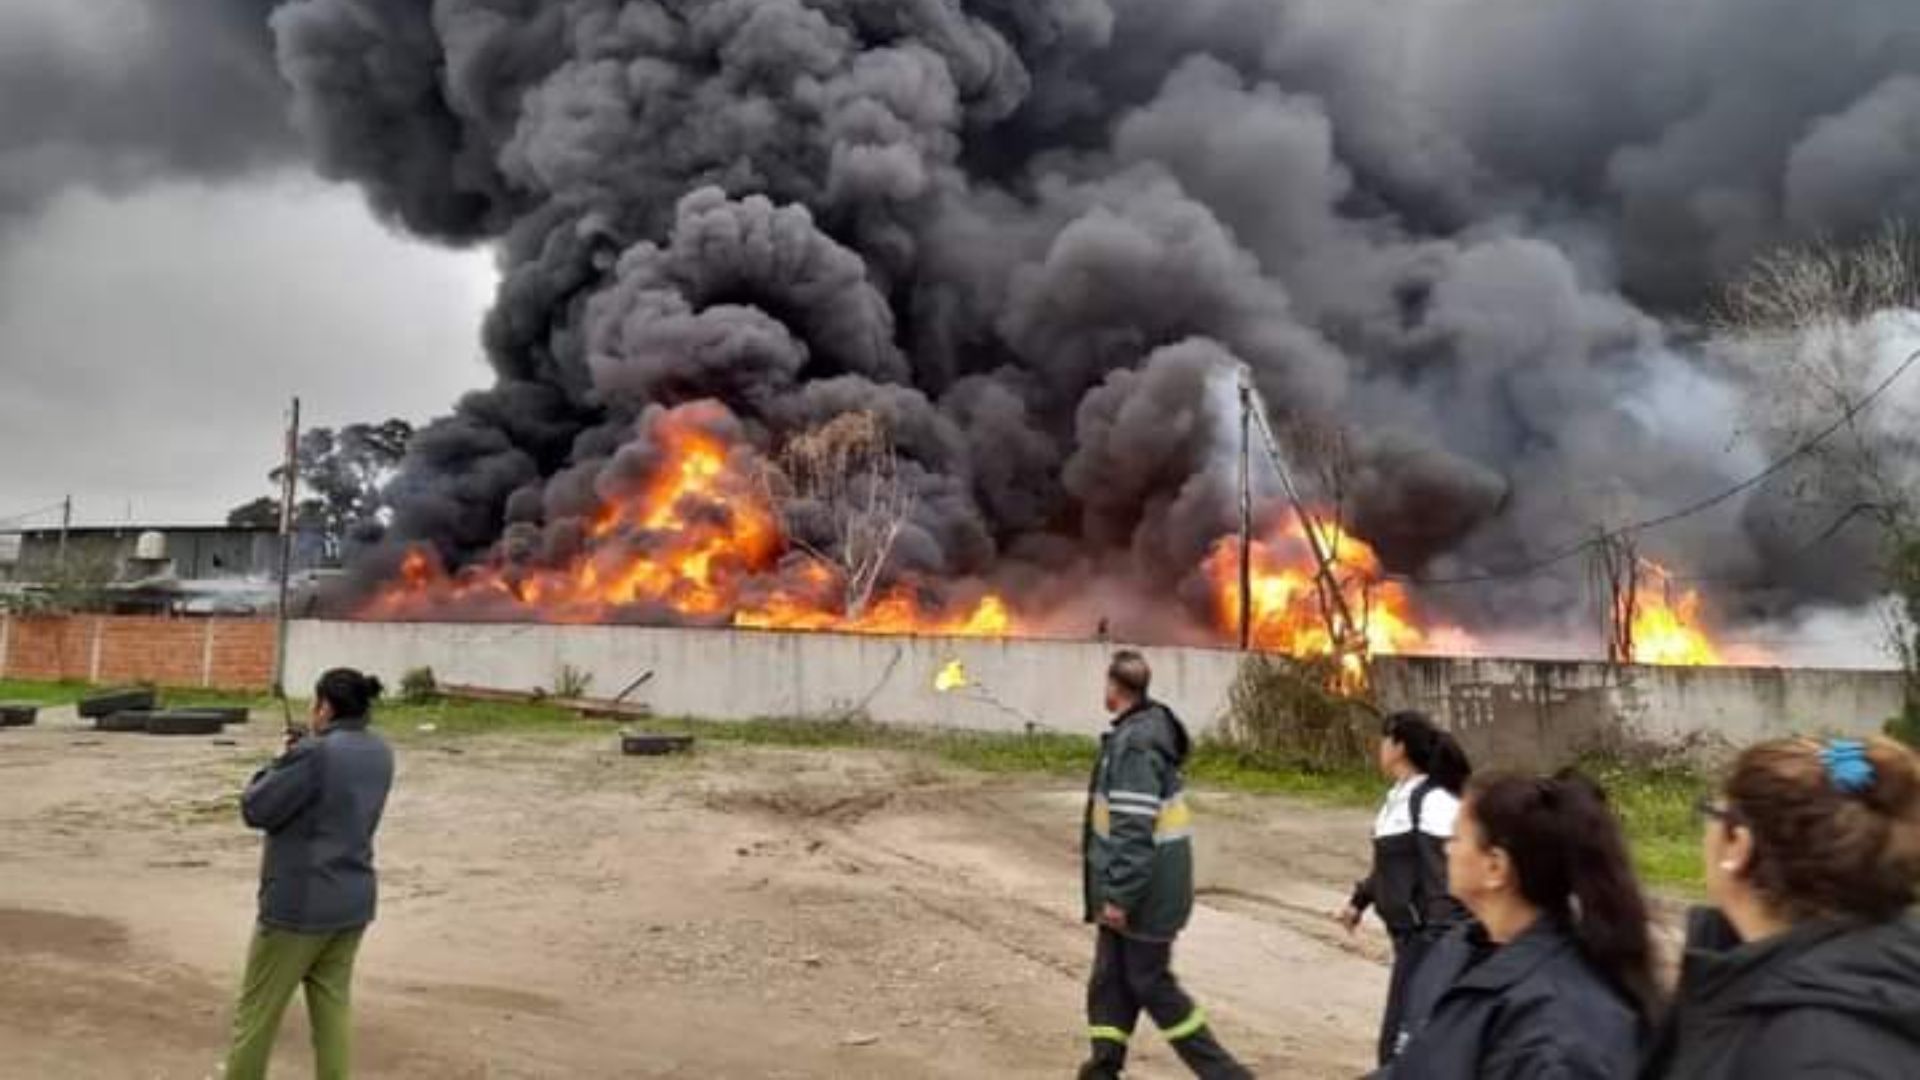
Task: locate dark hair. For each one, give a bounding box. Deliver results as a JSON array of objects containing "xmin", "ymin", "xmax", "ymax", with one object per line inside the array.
[
  {"xmin": 1466, "ymin": 771, "xmax": 1661, "ymax": 1022},
  {"xmin": 315, "ymin": 668, "xmax": 384, "ymax": 720},
  {"xmin": 1383, "ymin": 711, "xmax": 1472, "ymax": 795},
  {"xmin": 1108, "ymin": 650, "xmax": 1151, "ymax": 697},
  {"xmin": 1724, "ymin": 736, "xmax": 1920, "ymax": 923}
]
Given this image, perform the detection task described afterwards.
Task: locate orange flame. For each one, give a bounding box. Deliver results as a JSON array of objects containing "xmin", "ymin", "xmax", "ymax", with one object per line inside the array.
[
  {"xmin": 365, "ymin": 404, "xmax": 1014, "ymax": 637},
  {"xmin": 365, "ymin": 404, "xmax": 1731, "ymax": 668},
  {"xmin": 1204, "ymin": 517, "xmax": 1441, "ymax": 673},
  {"xmin": 1627, "ymin": 563, "xmax": 1722, "ymax": 666}
]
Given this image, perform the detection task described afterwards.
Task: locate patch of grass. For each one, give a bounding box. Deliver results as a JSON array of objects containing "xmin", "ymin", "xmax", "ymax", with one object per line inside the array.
[
  {"xmin": 1580, "ymin": 757, "xmax": 1711, "ymax": 893},
  {"xmin": 375, "ymin": 698, "xmax": 596, "ymax": 740},
  {"xmin": 0, "ymin": 679, "xmax": 92, "ymax": 704},
  {"xmin": 932, "ymin": 730, "xmax": 1096, "ymax": 776},
  {"xmin": 1189, "ymin": 743, "xmax": 1379, "ymax": 806},
  {"xmin": 0, "ymin": 678, "xmax": 276, "ymax": 710},
  {"xmin": 642, "ymin": 716, "xmax": 1098, "ymax": 774}
]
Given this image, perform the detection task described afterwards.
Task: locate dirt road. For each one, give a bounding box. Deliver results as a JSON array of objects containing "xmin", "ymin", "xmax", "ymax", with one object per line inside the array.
[{"xmin": 0, "ymin": 711, "xmax": 1386, "ymax": 1078}]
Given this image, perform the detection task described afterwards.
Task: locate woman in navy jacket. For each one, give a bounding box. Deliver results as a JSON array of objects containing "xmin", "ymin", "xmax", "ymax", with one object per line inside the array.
[
  {"xmin": 1643, "ymin": 737, "xmax": 1920, "ymax": 1079},
  {"xmin": 1382, "ymin": 772, "xmax": 1661, "ymax": 1079}
]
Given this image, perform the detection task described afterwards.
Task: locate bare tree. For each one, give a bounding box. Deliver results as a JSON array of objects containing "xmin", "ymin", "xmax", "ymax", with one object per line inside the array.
[
  {"xmin": 766, "ymin": 412, "xmax": 915, "ymax": 620},
  {"xmin": 1715, "ymin": 223, "xmax": 1920, "ymax": 541},
  {"xmin": 1717, "ymin": 222, "xmax": 1920, "ymax": 719}
]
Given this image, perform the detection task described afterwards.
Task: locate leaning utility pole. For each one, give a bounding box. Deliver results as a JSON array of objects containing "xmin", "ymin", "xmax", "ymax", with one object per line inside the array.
[
  {"xmin": 1243, "ymin": 376, "xmax": 1365, "ymax": 660},
  {"xmin": 272, "ymin": 397, "xmax": 301, "ymax": 699},
  {"xmin": 1238, "ymin": 370, "xmax": 1255, "ymax": 651}
]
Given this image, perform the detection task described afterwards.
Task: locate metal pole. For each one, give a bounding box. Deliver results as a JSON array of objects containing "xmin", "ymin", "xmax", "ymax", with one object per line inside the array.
[
  {"xmin": 1238, "ymin": 370, "xmax": 1254, "ymax": 651},
  {"xmin": 1246, "ymin": 385, "xmax": 1363, "ymax": 656},
  {"xmin": 272, "ymin": 398, "xmax": 301, "ymax": 699},
  {"xmin": 56, "ymin": 495, "xmax": 71, "ymax": 577}
]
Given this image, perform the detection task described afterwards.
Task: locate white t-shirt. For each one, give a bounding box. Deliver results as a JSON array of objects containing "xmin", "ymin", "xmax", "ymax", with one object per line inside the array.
[{"xmin": 1372, "ymin": 773, "xmax": 1460, "ymax": 839}]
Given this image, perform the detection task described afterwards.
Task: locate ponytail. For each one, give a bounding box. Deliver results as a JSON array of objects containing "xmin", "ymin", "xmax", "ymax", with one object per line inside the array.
[
  {"xmin": 1384, "ymin": 711, "xmax": 1474, "ymax": 795},
  {"xmin": 1467, "ymin": 772, "xmax": 1661, "ymax": 1022}
]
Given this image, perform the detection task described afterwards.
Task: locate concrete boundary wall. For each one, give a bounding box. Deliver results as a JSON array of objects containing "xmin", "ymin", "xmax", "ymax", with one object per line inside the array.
[{"xmin": 287, "ymin": 620, "xmax": 1906, "ymax": 764}]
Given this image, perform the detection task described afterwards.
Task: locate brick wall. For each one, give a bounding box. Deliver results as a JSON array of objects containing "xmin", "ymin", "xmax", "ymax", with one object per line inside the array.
[{"xmin": 0, "ymin": 614, "xmax": 276, "ymax": 689}]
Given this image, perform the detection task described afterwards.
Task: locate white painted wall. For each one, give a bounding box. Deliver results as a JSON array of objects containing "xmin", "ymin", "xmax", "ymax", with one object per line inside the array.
[
  {"xmin": 287, "ymin": 619, "xmax": 1239, "ymax": 736},
  {"xmin": 288, "ymin": 621, "xmax": 1907, "ymax": 758}
]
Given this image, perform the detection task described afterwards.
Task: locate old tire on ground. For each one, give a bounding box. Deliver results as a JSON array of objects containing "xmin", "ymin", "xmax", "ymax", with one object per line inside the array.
[
  {"xmin": 622, "ymin": 734, "xmax": 695, "ymax": 757},
  {"xmin": 168, "ymin": 705, "xmax": 251, "ymax": 724},
  {"xmin": 79, "ymin": 688, "xmax": 158, "ymax": 719},
  {"xmin": 147, "ymin": 711, "xmax": 226, "ymax": 737},
  {"xmin": 0, "ymin": 704, "xmax": 37, "ymax": 727},
  {"xmin": 96, "ymin": 711, "xmax": 155, "ymax": 733}
]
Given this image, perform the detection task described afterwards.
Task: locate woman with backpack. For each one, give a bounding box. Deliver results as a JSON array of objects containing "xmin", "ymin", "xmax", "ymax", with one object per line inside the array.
[
  {"xmin": 1338, "ymin": 711, "xmax": 1473, "ymax": 1064},
  {"xmin": 1383, "ymin": 771, "xmax": 1661, "ymax": 1078},
  {"xmin": 1643, "ymin": 736, "xmax": 1920, "ymax": 1079}
]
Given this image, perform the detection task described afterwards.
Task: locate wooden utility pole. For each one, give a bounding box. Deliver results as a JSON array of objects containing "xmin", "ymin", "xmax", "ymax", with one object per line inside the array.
[
  {"xmin": 1238, "ymin": 370, "xmax": 1254, "ymax": 651},
  {"xmin": 272, "ymin": 398, "xmax": 301, "ymax": 699}
]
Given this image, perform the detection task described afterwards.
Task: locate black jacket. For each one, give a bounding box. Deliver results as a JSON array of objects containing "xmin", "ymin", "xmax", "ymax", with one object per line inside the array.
[
  {"xmin": 242, "ymin": 717, "xmax": 395, "ymax": 934},
  {"xmin": 1082, "ymin": 699, "xmax": 1195, "ymax": 941},
  {"xmin": 1350, "ymin": 777, "xmax": 1467, "ymax": 937},
  {"xmin": 1381, "ymin": 918, "xmax": 1644, "ymax": 1080},
  {"xmin": 1643, "ymin": 909, "xmax": 1920, "ymax": 1080}
]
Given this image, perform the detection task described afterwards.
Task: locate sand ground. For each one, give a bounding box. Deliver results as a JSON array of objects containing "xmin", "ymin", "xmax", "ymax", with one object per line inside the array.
[{"xmin": 0, "ymin": 710, "xmax": 1389, "ymax": 1078}]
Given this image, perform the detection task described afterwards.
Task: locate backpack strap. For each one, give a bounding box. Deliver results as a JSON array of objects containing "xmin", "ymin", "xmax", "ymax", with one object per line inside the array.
[
  {"xmin": 1407, "ymin": 778, "xmax": 1444, "ymax": 932},
  {"xmin": 1409, "ymin": 777, "xmax": 1437, "ymax": 836}
]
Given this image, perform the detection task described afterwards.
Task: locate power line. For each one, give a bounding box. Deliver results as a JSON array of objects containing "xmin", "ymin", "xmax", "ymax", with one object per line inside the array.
[
  {"xmin": 0, "ymin": 501, "xmax": 68, "ymax": 530},
  {"xmin": 1384, "ymin": 346, "xmax": 1920, "ymax": 588}
]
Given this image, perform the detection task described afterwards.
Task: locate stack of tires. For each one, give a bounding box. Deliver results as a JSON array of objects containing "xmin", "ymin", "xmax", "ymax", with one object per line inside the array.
[
  {"xmin": 79, "ymin": 688, "xmax": 252, "ymax": 736},
  {"xmin": 0, "ymin": 703, "xmax": 38, "ymax": 728}
]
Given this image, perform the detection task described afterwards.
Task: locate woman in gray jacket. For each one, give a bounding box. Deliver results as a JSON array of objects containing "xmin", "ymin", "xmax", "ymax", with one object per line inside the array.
[{"xmin": 224, "ymin": 668, "xmax": 394, "ymax": 1080}]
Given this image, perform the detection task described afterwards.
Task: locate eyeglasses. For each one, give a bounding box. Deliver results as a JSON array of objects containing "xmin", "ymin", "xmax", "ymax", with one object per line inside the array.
[{"xmin": 1694, "ymin": 796, "xmax": 1743, "ymax": 826}]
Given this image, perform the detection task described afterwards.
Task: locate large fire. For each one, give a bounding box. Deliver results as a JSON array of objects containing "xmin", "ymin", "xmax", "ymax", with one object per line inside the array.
[
  {"xmin": 1203, "ymin": 518, "xmax": 1442, "ymax": 681},
  {"xmin": 1626, "ymin": 563, "xmax": 1723, "ymax": 667},
  {"xmin": 364, "ymin": 405, "xmax": 1735, "ymax": 667},
  {"xmin": 365, "ymin": 405, "xmax": 1014, "ymax": 636}
]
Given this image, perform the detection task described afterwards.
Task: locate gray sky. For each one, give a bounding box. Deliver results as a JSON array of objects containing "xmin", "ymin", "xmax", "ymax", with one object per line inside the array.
[
  {"xmin": 0, "ymin": 0, "xmax": 495, "ymax": 529},
  {"xmin": 0, "ymin": 174, "xmax": 495, "ymax": 527}
]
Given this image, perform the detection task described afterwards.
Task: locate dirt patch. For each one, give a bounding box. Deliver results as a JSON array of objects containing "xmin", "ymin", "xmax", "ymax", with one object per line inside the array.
[
  {"xmin": 0, "ymin": 908, "xmax": 130, "ymax": 962},
  {"xmin": 0, "ymin": 715, "xmax": 1385, "ymax": 1078}
]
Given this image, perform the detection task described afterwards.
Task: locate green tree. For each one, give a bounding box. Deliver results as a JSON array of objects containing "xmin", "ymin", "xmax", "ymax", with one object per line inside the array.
[
  {"xmin": 228, "ymin": 419, "xmax": 414, "ymax": 561},
  {"xmin": 226, "ymin": 497, "xmax": 281, "ymax": 529}
]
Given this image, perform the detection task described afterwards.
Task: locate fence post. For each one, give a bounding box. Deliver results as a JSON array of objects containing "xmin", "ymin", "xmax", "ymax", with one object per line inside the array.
[
  {"xmin": 201, "ymin": 619, "xmax": 217, "ymax": 688},
  {"xmin": 88, "ymin": 616, "xmax": 104, "ymax": 683}
]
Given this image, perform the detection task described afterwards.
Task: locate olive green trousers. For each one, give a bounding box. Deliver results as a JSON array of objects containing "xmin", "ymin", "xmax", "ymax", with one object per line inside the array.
[{"xmin": 224, "ymin": 926, "xmax": 364, "ymax": 1080}]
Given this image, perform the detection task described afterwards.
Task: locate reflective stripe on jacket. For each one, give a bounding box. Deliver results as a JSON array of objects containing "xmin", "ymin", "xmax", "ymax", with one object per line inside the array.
[{"xmin": 1082, "ymin": 699, "xmax": 1195, "ymax": 941}]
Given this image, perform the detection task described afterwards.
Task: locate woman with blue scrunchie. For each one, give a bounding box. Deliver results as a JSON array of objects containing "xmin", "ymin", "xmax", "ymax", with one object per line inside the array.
[{"xmin": 1643, "ymin": 736, "xmax": 1920, "ymax": 1079}]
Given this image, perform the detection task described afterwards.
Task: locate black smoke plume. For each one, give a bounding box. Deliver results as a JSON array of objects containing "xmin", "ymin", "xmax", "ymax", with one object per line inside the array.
[{"xmin": 263, "ymin": 0, "xmax": 1920, "ymax": 645}]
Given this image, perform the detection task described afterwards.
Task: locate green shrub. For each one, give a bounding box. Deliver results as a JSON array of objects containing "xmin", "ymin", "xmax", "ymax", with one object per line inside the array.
[
  {"xmin": 1220, "ymin": 654, "xmax": 1379, "ymax": 775},
  {"xmin": 399, "ymin": 666, "xmax": 440, "ymax": 705}
]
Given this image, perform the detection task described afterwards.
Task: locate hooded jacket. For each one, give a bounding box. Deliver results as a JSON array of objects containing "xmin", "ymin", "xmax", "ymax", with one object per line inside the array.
[
  {"xmin": 1381, "ymin": 917, "xmax": 1645, "ymax": 1080},
  {"xmin": 241, "ymin": 716, "xmax": 395, "ymax": 934},
  {"xmin": 1082, "ymin": 698, "xmax": 1195, "ymax": 941},
  {"xmin": 1643, "ymin": 909, "xmax": 1920, "ymax": 1080}
]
